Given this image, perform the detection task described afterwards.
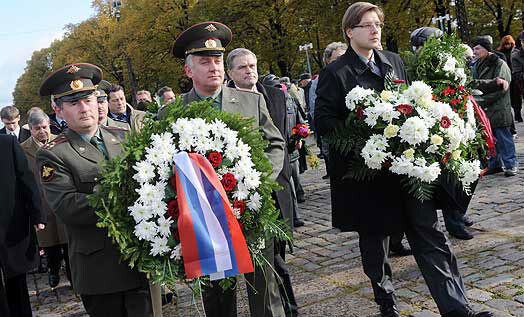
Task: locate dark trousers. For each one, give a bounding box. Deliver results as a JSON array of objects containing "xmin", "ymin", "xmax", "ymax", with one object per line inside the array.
[
  {"xmin": 81, "ymin": 285, "xmax": 152, "ymax": 317},
  {"xmin": 442, "ymin": 209, "xmax": 466, "ymax": 234},
  {"xmin": 359, "ymin": 195, "xmax": 469, "ymax": 314},
  {"xmin": 274, "ymin": 239, "xmax": 298, "ymax": 317},
  {"xmin": 202, "ymin": 239, "xmax": 284, "ymax": 317},
  {"xmin": 4, "ymin": 273, "xmax": 32, "ymax": 317},
  {"xmin": 290, "ymin": 160, "xmax": 304, "ymax": 200},
  {"xmin": 44, "ymin": 244, "xmax": 71, "ymax": 280}
]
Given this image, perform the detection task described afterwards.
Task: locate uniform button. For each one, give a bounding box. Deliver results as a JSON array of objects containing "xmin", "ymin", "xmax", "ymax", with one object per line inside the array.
[{"xmin": 94, "ymin": 177, "xmax": 98, "ymax": 181}]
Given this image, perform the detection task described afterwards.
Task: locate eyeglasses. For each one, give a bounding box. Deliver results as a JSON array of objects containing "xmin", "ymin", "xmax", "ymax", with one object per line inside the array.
[{"xmin": 353, "ymin": 22, "xmax": 384, "ymax": 30}]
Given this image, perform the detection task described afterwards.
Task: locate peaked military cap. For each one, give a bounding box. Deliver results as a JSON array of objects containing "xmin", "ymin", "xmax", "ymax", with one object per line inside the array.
[
  {"xmin": 95, "ymin": 80, "xmax": 112, "ymax": 102},
  {"xmin": 172, "ymin": 22, "xmax": 232, "ymax": 58},
  {"xmin": 39, "ymin": 63, "xmax": 102, "ymax": 102}
]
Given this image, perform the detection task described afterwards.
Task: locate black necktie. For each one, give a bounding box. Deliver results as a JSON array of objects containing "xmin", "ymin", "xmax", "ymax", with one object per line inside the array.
[
  {"xmin": 60, "ymin": 121, "xmax": 68, "ymax": 130},
  {"xmin": 117, "ymin": 113, "xmax": 127, "ymax": 121},
  {"xmin": 368, "ymin": 60, "xmax": 382, "ymax": 77}
]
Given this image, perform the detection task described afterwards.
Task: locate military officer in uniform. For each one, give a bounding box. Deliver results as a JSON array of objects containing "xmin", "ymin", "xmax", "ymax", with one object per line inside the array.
[
  {"xmin": 21, "ymin": 111, "xmax": 71, "ymax": 288},
  {"xmin": 36, "ymin": 63, "xmax": 152, "ymax": 317},
  {"xmin": 161, "ymin": 22, "xmax": 286, "ymax": 317}
]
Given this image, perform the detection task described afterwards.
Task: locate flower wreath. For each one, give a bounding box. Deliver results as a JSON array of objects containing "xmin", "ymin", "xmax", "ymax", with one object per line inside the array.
[{"xmin": 90, "ymin": 99, "xmax": 290, "ymax": 291}]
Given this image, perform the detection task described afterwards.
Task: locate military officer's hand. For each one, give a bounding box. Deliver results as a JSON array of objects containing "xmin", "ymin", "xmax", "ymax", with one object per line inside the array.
[
  {"xmin": 34, "ymin": 224, "xmax": 45, "ymax": 232},
  {"xmin": 296, "ymin": 140, "xmax": 303, "ymax": 150}
]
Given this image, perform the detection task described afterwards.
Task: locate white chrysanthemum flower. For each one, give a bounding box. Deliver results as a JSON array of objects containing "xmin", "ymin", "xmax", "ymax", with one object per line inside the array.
[
  {"xmin": 442, "ymin": 54, "xmax": 457, "ymax": 73},
  {"xmin": 224, "ymin": 144, "xmax": 242, "ymax": 161},
  {"xmin": 157, "ymin": 216, "xmax": 174, "ymax": 238},
  {"xmin": 236, "ymin": 140, "xmax": 251, "ymax": 157},
  {"xmin": 399, "ymin": 117, "xmax": 429, "ymax": 145},
  {"xmin": 455, "ymin": 68, "xmax": 467, "ymax": 86},
  {"xmin": 150, "ymin": 236, "xmax": 170, "ymax": 256},
  {"xmin": 425, "ymin": 144, "xmax": 439, "ymax": 154},
  {"xmin": 458, "ymin": 160, "xmax": 481, "ymax": 187},
  {"xmin": 402, "ymin": 81, "xmax": 433, "ymax": 105},
  {"xmin": 157, "ymin": 164, "xmax": 171, "ymax": 181},
  {"xmin": 194, "ymin": 137, "xmax": 214, "ymax": 154},
  {"xmin": 428, "ymin": 101, "xmax": 454, "ymax": 120},
  {"xmin": 445, "ymin": 126, "xmax": 463, "ymax": 150},
  {"xmin": 233, "ymin": 182, "xmax": 250, "ymax": 200},
  {"xmin": 222, "ymin": 129, "xmax": 239, "ymax": 146},
  {"xmin": 345, "ymin": 86, "xmax": 375, "ymax": 111},
  {"xmin": 170, "ymin": 244, "xmax": 182, "ymax": 260},
  {"xmin": 129, "ymin": 202, "xmax": 153, "ymax": 223},
  {"xmin": 134, "ymin": 220, "xmax": 158, "ymax": 241},
  {"xmin": 243, "ymin": 170, "xmax": 261, "ymax": 190},
  {"xmin": 178, "ymin": 135, "xmax": 195, "ymax": 152},
  {"xmin": 384, "ymin": 124, "xmax": 400, "ymax": 138},
  {"xmin": 363, "ymin": 111, "xmax": 379, "ymax": 127},
  {"xmin": 171, "ymin": 118, "xmax": 191, "ymax": 134},
  {"xmin": 232, "ymin": 207, "xmax": 241, "ymax": 219},
  {"xmin": 390, "ymin": 156, "xmax": 413, "ymax": 175},
  {"xmin": 211, "ymin": 137, "xmax": 225, "ymax": 152},
  {"xmin": 361, "ymin": 135, "xmax": 390, "ymax": 170},
  {"xmin": 412, "ymin": 162, "xmax": 441, "ymax": 183},
  {"xmin": 191, "ymin": 118, "xmax": 210, "ymax": 137},
  {"xmin": 132, "ymin": 161, "xmax": 156, "ymax": 184},
  {"xmin": 150, "ymin": 199, "xmax": 167, "ymax": 217},
  {"xmin": 136, "ymin": 183, "xmax": 162, "ymax": 205},
  {"xmin": 247, "ymin": 192, "xmax": 262, "ymax": 211},
  {"xmin": 151, "ymin": 132, "xmax": 174, "ymax": 150}
]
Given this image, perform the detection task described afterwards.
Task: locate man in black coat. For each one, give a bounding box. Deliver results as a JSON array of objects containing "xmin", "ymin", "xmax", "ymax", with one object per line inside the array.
[
  {"xmin": 227, "ymin": 48, "xmax": 299, "ymax": 317},
  {"xmin": 0, "ymin": 106, "xmax": 31, "ymax": 143},
  {"xmin": 0, "ymin": 134, "xmax": 46, "ymax": 317},
  {"xmin": 315, "ymin": 3, "xmax": 492, "ymax": 317}
]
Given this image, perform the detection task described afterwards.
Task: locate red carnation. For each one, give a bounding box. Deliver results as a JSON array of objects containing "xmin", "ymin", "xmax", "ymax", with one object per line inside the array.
[
  {"xmin": 169, "ymin": 175, "xmax": 177, "ymax": 190},
  {"xmin": 221, "ymin": 173, "xmax": 237, "ymax": 191},
  {"xmin": 233, "ymin": 200, "xmax": 247, "ymax": 215},
  {"xmin": 442, "ymin": 152, "xmax": 451, "ymax": 164},
  {"xmin": 167, "ymin": 199, "xmax": 179, "ymax": 220},
  {"xmin": 207, "ymin": 152, "xmax": 223, "ymax": 167},
  {"xmin": 449, "ymin": 89, "xmax": 456, "ymax": 95},
  {"xmin": 458, "ymin": 85, "xmax": 465, "ymax": 91},
  {"xmin": 393, "ymin": 80, "xmax": 405, "ymax": 84},
  {"xmin": 440, "ymin": 116, "xmax": 451, "ymax": 128},
  {"xmin": 450, "ymin": 99, "xmax": 460, "ymax": 107},
  {"xmin": 356, "ymin": 106, "xmax": 364, "ymax": 119},
  {"xmin": 397, "ymin": 104, "xmax": 413, "ymax": 115}
]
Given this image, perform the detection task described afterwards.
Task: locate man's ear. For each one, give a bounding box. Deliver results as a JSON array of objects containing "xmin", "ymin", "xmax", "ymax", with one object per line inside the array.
[
  {"xmin": 184, "ymin": 65, "xmax": 193, "ymax": 78},
  {"xmin": 345, "ymin": 28, "xmax": 353, "ymax": 40}
]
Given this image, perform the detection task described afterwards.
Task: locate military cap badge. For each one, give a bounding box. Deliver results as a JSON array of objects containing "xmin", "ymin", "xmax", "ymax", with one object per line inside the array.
[
  {"xmin": 205, "ymin": 39, "xmax": 217, "ymax": 48},
  {"xmin": 205, "ymin": 24, "xmax": 217, "ymax": 32},
  {"xmin": 70, "ymin": 80, "xmax": 84, "ymax": 90},
  {"xmin": 67, "ymin": 65, "xmax": 81, "ymax": 73}
]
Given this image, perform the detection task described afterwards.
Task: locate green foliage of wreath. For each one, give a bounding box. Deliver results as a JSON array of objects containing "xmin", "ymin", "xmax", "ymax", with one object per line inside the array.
[{"xmin": 88, "ymin": 98, "xmax": 291, "ymax": 292}]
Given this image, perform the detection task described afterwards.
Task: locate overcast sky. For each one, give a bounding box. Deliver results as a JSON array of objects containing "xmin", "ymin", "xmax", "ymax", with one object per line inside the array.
[{"xmin": 0, "ymin": 1, "xmax": 95, "ymax": 108}]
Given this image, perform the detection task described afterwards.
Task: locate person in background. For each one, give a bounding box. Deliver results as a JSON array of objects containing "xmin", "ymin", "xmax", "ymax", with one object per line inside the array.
[
  {"xmin": 1, "ymin": 133, "xmax": 45, "ymax": 317},
  {"xmin": 0, "ymin": 106, "xmax": 31, "ymax": 143},
  {"xmin": 21, "ymin": 111, "xmax": 71, "ymax": 288},
  {"xmin": 156, "ymin": 86, "xmax": 177, "ymax": 105}
]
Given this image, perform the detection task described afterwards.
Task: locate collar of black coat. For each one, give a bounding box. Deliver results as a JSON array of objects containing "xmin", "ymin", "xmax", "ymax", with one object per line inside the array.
[
  {"xmin": 343, "ymin": 46, "xmax": 394, "ymax": 77},
  {"xmin": 477, "ymin": 53, "xmax": 500, "ymax": 69}
]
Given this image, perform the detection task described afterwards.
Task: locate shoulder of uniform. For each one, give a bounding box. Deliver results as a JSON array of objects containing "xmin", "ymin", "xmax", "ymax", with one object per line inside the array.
[
  {"xmin": 102, "ymin": 125, "xmax": 128, "ymax": 132},
  {"xmin": 111, "ymin": 117, "xmax": 128, "ymax": 123},
  {"xmin": 42, "ymin": 134, "xmax": 67, "ymax": 150},
  {"xmin": 228, "ymin": 87, "xmax": 263, "ymax": 100}
]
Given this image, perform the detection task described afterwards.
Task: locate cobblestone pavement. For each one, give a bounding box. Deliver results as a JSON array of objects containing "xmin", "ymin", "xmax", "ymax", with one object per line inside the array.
[{"xmin": 29, "ymin": 122, "xmax": 524, "ymax": 316}]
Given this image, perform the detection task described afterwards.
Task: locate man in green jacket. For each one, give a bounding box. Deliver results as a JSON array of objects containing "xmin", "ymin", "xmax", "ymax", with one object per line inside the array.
[{"xmin": 471, "ymin": 36, "xmax": 518, "ymax": 177}]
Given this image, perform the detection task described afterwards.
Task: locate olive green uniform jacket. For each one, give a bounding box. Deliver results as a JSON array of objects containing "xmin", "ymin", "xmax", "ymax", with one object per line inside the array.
[
  {"xmin": 36, "ymin": 126, "xmax": 147, "ymax": 295},
  {"xmin": 21, "ymin": 135, "xmax": 67, "ymax": 247},
  {"xmin": 159, "ymin": 86, "xmax": 285, "ymax": 180}
]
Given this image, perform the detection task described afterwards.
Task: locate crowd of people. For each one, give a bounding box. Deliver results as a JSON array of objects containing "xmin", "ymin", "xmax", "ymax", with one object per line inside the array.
[{"xmin": 1, "ymin": 1, "xmax": 523, "ymax": 317}]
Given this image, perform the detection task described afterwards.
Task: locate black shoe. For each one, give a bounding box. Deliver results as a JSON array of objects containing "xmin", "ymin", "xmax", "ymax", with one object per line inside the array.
[
  {"xmin": 389, "ymin": 244, "xmax": 412, "ymax": 257},
  {"xmin": 321, "ymin": 174, "xmax": 329, "ymax": 180},
  {"xmin": 484, "ymin": 167, "xmax": 503, "ymax": 175},
  {"xmin": 297, "ymin": 196, "xmax": 306, "ymax": 203},
  {"xmin": 442, "ymin": 305, "xmax": 494, "ymax": 317},
  {"xmin": 49, "ymin": 272, "xmax": 60, "ymax": 288},
  {"xmin": 448, "ymin": 228, "xmax": 473, "ymax": 240},
  {"xmin": 294, "ymin": 219, "xmax": 305, "ymax": 227},
  {"xmin": 462, "ymin": 215, "xmax": 474, "ymax": 227},
  {"xmin": 379, "ymin": 303, "xmax": 400, "ymax": 317}
]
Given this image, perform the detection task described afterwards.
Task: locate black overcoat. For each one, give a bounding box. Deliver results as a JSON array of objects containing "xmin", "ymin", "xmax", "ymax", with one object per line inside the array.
[
  {"xmin": 0, "ymin": 134, "xmax": 45, "ymax": 278},
  {"xmin": 315, "ymin": 47, "xmax": 407, "ymax": 234},
  {"xmin": 0, "ymin": 127, "xmax": 31, "ymax": 143}
]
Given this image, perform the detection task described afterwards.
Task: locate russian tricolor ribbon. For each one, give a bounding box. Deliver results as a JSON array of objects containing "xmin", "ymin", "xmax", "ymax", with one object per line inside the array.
[{"xmin": 173, "ymin": 152, "xmax": 253, "ymax": 280}]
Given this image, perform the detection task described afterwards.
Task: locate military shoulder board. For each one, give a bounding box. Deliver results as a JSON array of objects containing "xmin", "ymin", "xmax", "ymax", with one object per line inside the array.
[{"xmin": 42, "ymin": 135, "xmax": 67, "ymax": 150}]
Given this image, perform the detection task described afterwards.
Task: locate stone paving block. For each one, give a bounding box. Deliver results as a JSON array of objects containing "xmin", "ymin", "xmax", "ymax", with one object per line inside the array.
[
  {"xmin": 473, "ymin": 274, "xmax": 515, "ymax": 288},
  {"xmin": 467, "ymin": 288, "xmax": 493, "ymax": 302},
  {"xmin": 485, "ymin": 298, "xmax": 524, "ymax": 313},
  {"xmin": 411, "ymin": 310, "xmax": 440, "ymax": 317}
]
